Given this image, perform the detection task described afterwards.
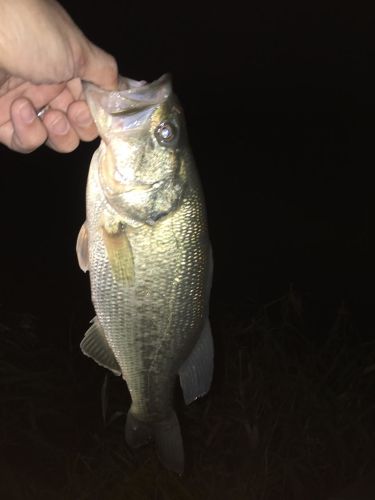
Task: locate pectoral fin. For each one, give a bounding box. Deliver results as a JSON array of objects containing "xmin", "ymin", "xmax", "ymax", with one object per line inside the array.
[
  {"xmin": 76, "ymin": 221, "xmax": 89, "ymax": 272},
  {"xmin": 102, "ymin": 223, "xmax": 135, "ymax": 285},
  {"xmin": 80, "ymin": 317, "xmax": 121, "ymax": 376},
  {"xmin": 178, "ymin": 319, "xmax": 214, "ymax": 405}
]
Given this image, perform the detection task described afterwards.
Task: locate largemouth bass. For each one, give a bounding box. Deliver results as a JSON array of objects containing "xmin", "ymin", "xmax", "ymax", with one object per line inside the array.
[{"xmin": 76, "ymin": 74, "xmax": 213, "ymax": 474}]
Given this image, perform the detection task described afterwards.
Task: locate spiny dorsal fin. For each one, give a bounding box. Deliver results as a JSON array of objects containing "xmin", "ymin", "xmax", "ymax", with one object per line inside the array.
[{"xmin": 178, "ymin": 319, "xmax": 214, "ymax": 405}]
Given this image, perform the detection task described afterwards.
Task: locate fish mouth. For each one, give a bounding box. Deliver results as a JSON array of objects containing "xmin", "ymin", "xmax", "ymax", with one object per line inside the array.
[{"xmin": 84, "ymin": 74, "xmax": 172, "ymax": 116}]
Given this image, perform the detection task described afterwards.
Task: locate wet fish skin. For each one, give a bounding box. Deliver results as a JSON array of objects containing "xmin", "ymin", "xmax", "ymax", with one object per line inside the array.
[{"xmin": 77, "ymin": 74, "xmax": 213, "ymax": 473}]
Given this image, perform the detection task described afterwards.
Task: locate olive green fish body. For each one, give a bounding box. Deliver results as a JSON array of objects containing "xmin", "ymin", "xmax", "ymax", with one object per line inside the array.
[{"xmin": 77, "ymin": 75, "xmax": 213, "ymax": 473}]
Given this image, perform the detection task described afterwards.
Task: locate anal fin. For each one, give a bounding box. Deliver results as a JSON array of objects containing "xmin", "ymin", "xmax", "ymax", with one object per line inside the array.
[{"xmin": 80, "ymin": 317, "xmax": 121, "ymax": 376}]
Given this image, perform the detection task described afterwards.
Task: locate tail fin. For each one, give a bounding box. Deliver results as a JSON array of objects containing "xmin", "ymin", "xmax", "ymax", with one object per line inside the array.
[
  {"xmin": 153, "ymin": 412, "xmax": 184, "ymax": 474},
  {"xmin": 125, "ymin": 411, "xmax": 153, "ymax": 448},
  {"xmin": 125, "ymin": 410, "xmax": 184, "ymax": 474}
]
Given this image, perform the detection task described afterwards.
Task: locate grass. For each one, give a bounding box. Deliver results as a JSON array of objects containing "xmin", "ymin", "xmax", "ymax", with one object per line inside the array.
[{"xmin": 1, "ymin": 286, "xmax": 375, "ymax": 499}]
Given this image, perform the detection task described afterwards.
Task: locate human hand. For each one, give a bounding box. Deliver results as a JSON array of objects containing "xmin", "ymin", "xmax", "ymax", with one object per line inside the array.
[{"xmin": 0, "ymin": 0, "xmax": 118, "ymax": 153}]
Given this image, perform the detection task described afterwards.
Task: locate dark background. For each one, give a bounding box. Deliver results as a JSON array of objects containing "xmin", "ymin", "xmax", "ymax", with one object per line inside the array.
[
  {"xmin": 2, "ymin": 4, "xmax": 375, "ymax": 496},
  {"xmin": 1, "ymin": 0, "xmax": 375, "ymax": 328}
]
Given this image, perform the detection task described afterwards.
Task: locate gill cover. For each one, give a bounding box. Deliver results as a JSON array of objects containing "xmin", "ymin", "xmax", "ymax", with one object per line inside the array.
[{"xmin": 83, "ymin": 75, "xmax": 186, "ymax": 225}]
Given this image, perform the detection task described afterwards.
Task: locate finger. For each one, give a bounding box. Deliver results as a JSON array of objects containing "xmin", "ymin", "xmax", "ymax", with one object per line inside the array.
[
  {"xmin": 5, "ymin": 98, "xmax": 48, "ymax": 153},
  {"xmin": 48, "ymin": 86, "xmax": 75, "ymax": 113},
  {"xmin": 67, "ymin": 100, "xmax": 98, "ymax": 142},
  {"xmin": 79, "ymin": 43, "xmax": 118, "ymax": 90},
  {"xmin": 67, "ymin": 78, "xmax": 84, "ymax": 100},
  {"xmin": 0, "ymin": 80, "xmax": 29, "ymax": 125},
  {"xmin": 0, "ymin": 81, "xmax": 66, "ymax": 126},
  {"xmin": 23, "ymin": 83, "xmax": 66, "ymax": 110},
  {"xmin": 42, "ymin": 109, "xmax": 80, "ymax": 153}
]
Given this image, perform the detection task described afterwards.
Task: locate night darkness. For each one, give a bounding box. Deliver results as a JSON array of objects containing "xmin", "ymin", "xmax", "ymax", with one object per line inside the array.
[{"xmin": 1, "ymin": 1, "xmax": 375, "ymax": 498}]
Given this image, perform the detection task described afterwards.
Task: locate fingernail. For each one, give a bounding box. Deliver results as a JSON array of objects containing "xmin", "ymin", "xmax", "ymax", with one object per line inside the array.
[
  {"xmin": 51, "ymin": 116, "xmax": 69, "ymax": 135},
  {"xmin": 19, "ymin": 102, "xmax": 36, "ymax": 124},
  {"xmin": 75, "ymin": 109, "xmax": 92, "ymax": 127}
]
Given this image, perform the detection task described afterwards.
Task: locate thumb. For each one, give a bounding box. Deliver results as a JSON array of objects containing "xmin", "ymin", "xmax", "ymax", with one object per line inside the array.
[{"xmin": 79, "ymin": 43, "xmax": 118, "ymax": 91}]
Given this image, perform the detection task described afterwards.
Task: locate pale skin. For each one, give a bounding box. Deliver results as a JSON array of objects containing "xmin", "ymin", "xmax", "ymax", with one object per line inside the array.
[{"xmin": 0, "ymin": 0, "xmax": 118, "ymax": 153}]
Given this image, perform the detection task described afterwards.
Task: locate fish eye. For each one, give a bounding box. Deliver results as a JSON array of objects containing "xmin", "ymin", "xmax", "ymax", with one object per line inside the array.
[{"xmin": 155, "ymin": 121, "xmax": 177, "ymax": 145}]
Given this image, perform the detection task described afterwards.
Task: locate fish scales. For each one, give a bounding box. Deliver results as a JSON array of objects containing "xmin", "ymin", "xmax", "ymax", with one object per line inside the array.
[
  {"xmin": 87, "ymin": 153, "xmax": 209, "ymax": 419},
  {"xmin": 77, "ymin": 74, "xmax": 213, "ymax": 473}
]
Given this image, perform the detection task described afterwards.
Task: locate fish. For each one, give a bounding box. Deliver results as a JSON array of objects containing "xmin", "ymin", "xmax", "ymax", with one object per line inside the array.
[{"xmin": 76, "ymin": 74, "xmax": 213, "ymax": 474}]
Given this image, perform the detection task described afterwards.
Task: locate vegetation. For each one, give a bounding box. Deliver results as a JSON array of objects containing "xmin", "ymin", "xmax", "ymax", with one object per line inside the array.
[{"xmin": 1, "ymin": 287, "xmax": 375, "ymax": 499}]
